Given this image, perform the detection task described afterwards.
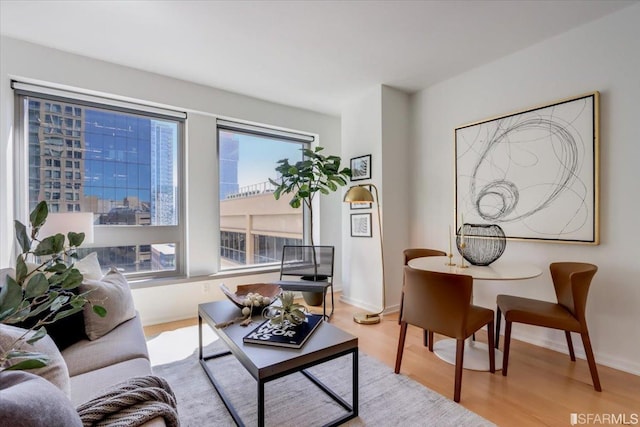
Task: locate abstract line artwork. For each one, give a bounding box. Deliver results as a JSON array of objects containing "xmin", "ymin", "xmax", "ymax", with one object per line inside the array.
[
  {"xmin": 351, "ymin": 213, "xmax": 372, "ymax": 237},
  {"xmin": 455, "ymin": 92, "xmax": 599, "ymax": 244},
  {"xmin": 350, "ymin": 154, "xmax": 371, "ymax": 181}
]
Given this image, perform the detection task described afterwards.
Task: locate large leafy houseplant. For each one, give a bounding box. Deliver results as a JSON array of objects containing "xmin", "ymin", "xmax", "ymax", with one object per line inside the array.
[
  {"xmin": 0, "ymin": 201, "xmax": 106, "ymax": 371},
  {"xmin": 269, "ymin": 146, "xmax": 351, "ymax": 281}
]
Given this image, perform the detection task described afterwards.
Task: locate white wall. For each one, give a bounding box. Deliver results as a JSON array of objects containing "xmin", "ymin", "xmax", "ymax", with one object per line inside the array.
[
  {"xmin": 340, "ymin": 85, "xmax": 411, "ymax": 314},
  {"xmin": 0, "ymin": 36, "xmax": 342, "ymax": 325},
  {"xmin": 341, "ymin": 87, "xmax": 383, "ymax": 313},
  {"xmin": 410, "ymin": 5, "xmax": 640, "ymax": 374},
  {"xmin": 380, "ymin": 86, "xmax": 411, "ymax": 310}
]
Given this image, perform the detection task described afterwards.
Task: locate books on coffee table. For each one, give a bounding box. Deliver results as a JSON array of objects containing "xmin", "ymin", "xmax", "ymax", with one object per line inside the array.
[{"xmin": 243, "ymin": 314, "xmax": 323, "ymax": 349}]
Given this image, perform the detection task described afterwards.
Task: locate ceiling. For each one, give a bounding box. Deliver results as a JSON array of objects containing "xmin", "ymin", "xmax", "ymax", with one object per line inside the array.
[{"xmin": 0, "ymin": 0, "xmax": 635, "ymax": 116}]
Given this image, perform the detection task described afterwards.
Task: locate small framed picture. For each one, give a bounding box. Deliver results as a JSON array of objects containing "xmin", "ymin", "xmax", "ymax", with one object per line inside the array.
[
  {"xmin": 351, "ymin": 213, "xmax": 372, "ymax": 237},
  {"xmin": 350, "ymin": 201, "xmax": 372, "ymax": 210},
  {"xmin": 350, "ymin": 154, "xmax": 371, "ymax": 181}
]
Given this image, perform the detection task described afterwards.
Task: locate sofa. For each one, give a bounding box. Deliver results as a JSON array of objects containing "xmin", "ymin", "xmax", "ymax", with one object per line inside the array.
[
  {"xmin": 0, "ymin": 263, "xmax": 176, "ymax": 426},
  {"xmin": 64, "ymin": 314, "xmax": 168, "ymax": 426}
]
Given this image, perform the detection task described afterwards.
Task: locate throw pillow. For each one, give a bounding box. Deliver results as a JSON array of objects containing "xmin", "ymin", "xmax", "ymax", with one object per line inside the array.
[
  {"xmin": 1, "ymin": 267, "xmax": 16, "ymax": 284},
  {"xmin": 12, "ymin": 286, "xmax": 88, "ymax": 351},
  {"xmin": 0, "ymin": 371, "xmax": 82, "ymax": 427},
  {"xmin": 0, "ymin": 324, "xmax": 71, "ymax": 397},
  {"xmin": 74, "ymin": 252, "xmax": 103, "ymax": 281},
  {"xmin": 81, "ymin": 268, "xmax": 135, "ymax": 340}
]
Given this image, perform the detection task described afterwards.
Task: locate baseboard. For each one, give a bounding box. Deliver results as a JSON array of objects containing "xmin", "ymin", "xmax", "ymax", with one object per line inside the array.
[
  {"xmin": 338, "ymin": 295, "xmax": 400, "ymax": 317},
  {"xmin": 506, "ymin": 330, "xmax": 640, "ymax": 376},
  {"xmin": 142, "ymin": 313, "xmax": 196, "ymax": 327}
]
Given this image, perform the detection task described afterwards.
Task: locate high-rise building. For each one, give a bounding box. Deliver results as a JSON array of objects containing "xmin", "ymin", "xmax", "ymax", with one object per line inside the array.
[
  {"xmin": 28, "ymin": 100, "xmax": 85, "ymax": 213},
  {"xmin": 219, "ymin": 131, "xmax": 239, "ymax": 200},
  {"xmin": 151, "ymin": 120, "xmax": 177, "ymax": 225},
  {"xmin": 84, "ymin": 109, "xmax": 152, "ymax": 215}
]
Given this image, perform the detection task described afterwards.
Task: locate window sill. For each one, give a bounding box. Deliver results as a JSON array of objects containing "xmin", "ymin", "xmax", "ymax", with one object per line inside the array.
[{"xmin": 128, "ymin": 265, "xmax": 281, "ymax": 290}]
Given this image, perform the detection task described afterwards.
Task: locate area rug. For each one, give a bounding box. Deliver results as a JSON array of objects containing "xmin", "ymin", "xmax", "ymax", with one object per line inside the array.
[{"xmin": 149, "ymin": 326, "xmax": 494, "ymax": 427}]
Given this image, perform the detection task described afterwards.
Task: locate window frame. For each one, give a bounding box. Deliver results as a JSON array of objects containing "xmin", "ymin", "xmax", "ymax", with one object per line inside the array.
[
  {"xmin": 13, "ymin": 82, "xmax": 187, "ymax": 280},
  {"xmin": 216, "ymin": 119, "xmax": 313, "ymax": 272}
]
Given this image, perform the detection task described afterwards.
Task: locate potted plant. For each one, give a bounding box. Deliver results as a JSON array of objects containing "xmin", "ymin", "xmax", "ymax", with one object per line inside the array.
[
  {"xmin": 0, "ymin": 201, "xmax": 105, "ymax": 371},
  {"xmin": 269, "ymin": 146, "xmax": 350, "ymax": 305}
]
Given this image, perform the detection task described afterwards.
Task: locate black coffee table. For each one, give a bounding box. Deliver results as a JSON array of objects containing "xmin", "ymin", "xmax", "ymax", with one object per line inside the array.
[{"xmin": 198, "ymin": 300, "xmax": 358, "ymax": 427}]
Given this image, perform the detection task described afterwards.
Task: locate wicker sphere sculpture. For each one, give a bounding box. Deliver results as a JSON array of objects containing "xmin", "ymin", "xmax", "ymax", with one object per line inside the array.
[{"xmin": 456, "ymin": 223, "xmax": 506, "ymax": 266}]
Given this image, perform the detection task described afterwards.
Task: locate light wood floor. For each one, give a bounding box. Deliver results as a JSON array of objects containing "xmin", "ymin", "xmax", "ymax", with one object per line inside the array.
[{"xmin": 144, "ymin": 296, "xmax": 639, "ymax": 427}]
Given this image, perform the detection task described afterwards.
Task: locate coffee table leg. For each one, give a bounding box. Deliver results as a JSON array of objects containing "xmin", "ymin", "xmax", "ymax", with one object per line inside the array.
[
  {"xmin": 198, "ymin": 315, "xmax": 203, "ymax": 360},
  {"xmin": 258, "ymin": 379, "xmax": 265, "ymax": 427},
  {"xmin": 353, "ymin": 348, "xmax": 359, "ymax": 417}
]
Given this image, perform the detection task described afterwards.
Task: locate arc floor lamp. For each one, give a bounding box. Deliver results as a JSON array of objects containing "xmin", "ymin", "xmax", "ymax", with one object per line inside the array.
[{"xmin": 343, "ymin": 184, "xmax": 386, "ymax": 325}]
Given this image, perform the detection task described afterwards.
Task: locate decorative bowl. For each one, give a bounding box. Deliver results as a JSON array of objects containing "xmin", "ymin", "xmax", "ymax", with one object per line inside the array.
[
  {"xmin": 456, "ymin": 223, "xmax": 506, "ymax": 266},
  {"xmin": 219, "ymin": 283, "xmax": 281, "ymax": 315}
]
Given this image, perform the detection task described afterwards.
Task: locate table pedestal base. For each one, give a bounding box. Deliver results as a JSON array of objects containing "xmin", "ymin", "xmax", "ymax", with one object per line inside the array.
[{"xmin": 433, "ymin": 339, "xmax": 503, "ymax": 371}]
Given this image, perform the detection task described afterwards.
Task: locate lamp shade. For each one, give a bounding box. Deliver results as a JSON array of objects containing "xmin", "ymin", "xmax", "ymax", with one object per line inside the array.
[
  {"xmin": 343, "ymin": 186, "xmax": 375, "ymax": 203},
  {"xmin": 38, "ymin": 212, "xmax": 95, "ymax": 244}
]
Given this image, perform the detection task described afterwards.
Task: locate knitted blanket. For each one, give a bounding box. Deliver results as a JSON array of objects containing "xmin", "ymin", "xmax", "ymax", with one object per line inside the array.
[{"xmin": 76, "ymin": 376, "xmax": 179, "ymax": 427}]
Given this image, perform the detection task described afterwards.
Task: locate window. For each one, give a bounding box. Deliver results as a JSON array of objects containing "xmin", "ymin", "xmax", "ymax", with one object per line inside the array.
[
  {"xmin": 217, "ymin": 120, "xmax": 311, "ymax": 271},
  {"xmin": 15, "ymin": 83, "xmax": 185, "ymax": 278}
]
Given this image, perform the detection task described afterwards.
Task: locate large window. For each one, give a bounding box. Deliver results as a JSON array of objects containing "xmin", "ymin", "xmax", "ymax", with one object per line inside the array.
[
  {"xmin": 15, "ymin": 84, "xmax": 184, "ymax": 278},
  {"xmin": 218, "ymin": 121, "xmax": 311, "ymax": 271}
]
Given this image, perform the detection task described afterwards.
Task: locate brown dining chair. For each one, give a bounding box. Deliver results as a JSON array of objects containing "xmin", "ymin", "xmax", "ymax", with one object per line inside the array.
[
  {"xmin": 495, "ymin": 262, "xmax": 601, "ymax": 391},
  {"xmin": 399, "ymin": 249, "xmax": 447, "ymax": 346},
  {"xmin": 395, "ymin": 266, "xmax": 495, "ymax": 402}
]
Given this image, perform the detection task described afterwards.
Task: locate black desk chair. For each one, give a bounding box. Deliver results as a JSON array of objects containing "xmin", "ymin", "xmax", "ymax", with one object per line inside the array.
[{"xmin": 274, "ymin": 245, "xmax": 335, "ymax": 320}]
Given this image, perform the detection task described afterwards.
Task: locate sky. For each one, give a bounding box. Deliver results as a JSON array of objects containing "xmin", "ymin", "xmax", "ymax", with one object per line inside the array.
[{"xmin": 237, "ymin": 134, "xmax": 304, "ymax": 188}]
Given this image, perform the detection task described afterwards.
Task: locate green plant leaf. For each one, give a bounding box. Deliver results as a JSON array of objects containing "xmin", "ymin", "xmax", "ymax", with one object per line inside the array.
[
  {"xmin": 69, "ymin": 295, "xmax": 87, "ymax": 309},
  {"xmin": 24, "ymin": 298, "xmax": 55, "ymax": 319},
  {"xmin": 16, "ymin": 255, "xmax": 28, "ymax": 283},
  {"xmin": 273, "ymin": 186, "xmax": 282, "ymax": 200},
  {"xmin": 8, "ymin": 300, "xmax": 32, "ymax": 324},
  {"xmin": 45, "ymin": 263, "xmax": 67, "ymax": 273},
  {"xmin": 47, "ymin": 266, "xmax": 71, "ymax": 286},
  {"xmin": 67, "ymin": 231, "xmax": 85, "ymax": 247},
  {"xmin": 26, "ymin": 326, "xmax": 48, "ymax": 344},
  {"xmin": 33, "ymin": 234, "xmax": 65, "ymax": 256},
  {"xmin": 25, "ymin": 273, "xmax": 49, "ymax": 298},
  {"xmin": 30, "ymin": 201, "xmax": 49, "ymax": 229},
  {"xmin": 50, "ymin": 295, "xmax": 70, "ymax": 313},
  {"xmin": 52, "ymin": 306, "xmax": 83, "ymax": 322},
  {"xmin": 93, "ymin": 305, "xmax": 107, "ymax": 317},
  {"xmin": 0, "ymin": 277, "xmax": 23, "ymax": 320},
  {"xmin": 60, "ymin": 269, "xmax": 83, "ymax": 290},
  {"xmin": 6, "ymin": 358, "xmax": 49, "ymax": 371},
  {"xmin": 14, "ymin": 220, "xmax": 31, "ymax": 254}
]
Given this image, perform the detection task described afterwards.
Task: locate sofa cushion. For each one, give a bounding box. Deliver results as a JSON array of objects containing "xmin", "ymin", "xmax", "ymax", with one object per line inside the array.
[
  {"xmin": 0, "ymin": 371, "xmax": 82, "ymax": 427},
  {"xmin": 6, "ymin": 261, "xmax": 88, "ymax": 351},
  {"xmin": 62, "ymin": 314, "xmax": 149, "ymax": 376},
  {"xmin": 0, "ymin": 324, "xmax": 71, "ymax": 396},
  {"xmin": 74, "ymin": 251, "xmax": 104, "ymax": 280},
  {"xmin": 69, "ymin": 357, "xmax": 153, "ymax": 406},
  {"xmin": 12, "ymin": 285, "xmax": 88, "ymax": 351},
  {"xmin": 81, "ymin": 268, "xmax": 136, "ymax": 340}
]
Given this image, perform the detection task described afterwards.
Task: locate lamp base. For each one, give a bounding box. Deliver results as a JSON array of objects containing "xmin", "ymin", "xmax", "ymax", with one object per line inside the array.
[{"xmin": 353, "ymin": 312, "xmax": 381, "ymax": 325}]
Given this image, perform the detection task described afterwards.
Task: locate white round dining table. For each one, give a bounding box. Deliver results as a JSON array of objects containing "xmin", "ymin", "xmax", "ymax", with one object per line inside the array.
[{"xmin": 406, "ymin": 256, "xmax": 542, "ymax": 371}]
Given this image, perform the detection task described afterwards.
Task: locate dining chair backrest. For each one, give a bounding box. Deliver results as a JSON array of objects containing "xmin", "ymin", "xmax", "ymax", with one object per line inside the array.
[
  {"xmin": 402, "ymin": 266, "xmax": 473, "ymax": 340},
  {"xmin": 280, "ymin": 245, "xmax": 335, "ymax": 280},
  {"xmin": 550, "ymin": 262, "xmax": 598, "ymax": 325},
  {"xmin": 403, "ymin": 248, "xmax": 446, "ymax": 265}
]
